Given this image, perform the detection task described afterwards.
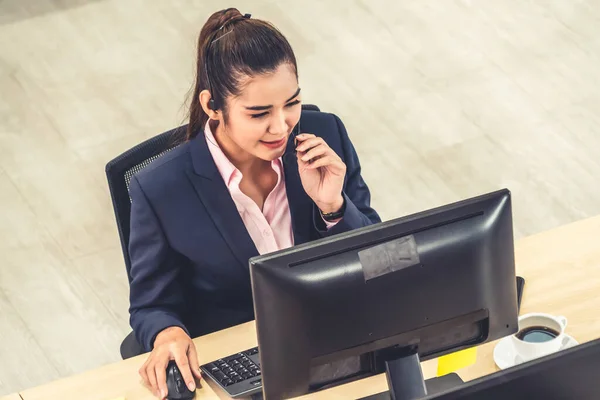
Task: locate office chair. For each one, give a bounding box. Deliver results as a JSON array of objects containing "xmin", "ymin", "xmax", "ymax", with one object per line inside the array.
[{"xmin": 105, "ymin": 104, "xmax": 321, "ymax": 359}]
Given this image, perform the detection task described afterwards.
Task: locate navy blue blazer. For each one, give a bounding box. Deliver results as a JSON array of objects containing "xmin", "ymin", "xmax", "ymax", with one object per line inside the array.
[{"xmin": 128, "ymin": 110, "xmax": 381, "ymax": 351}]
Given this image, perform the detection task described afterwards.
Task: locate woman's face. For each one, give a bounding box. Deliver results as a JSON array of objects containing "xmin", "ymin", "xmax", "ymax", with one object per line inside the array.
[{"xmin": 217, "ymin": 63, "xmax": 302, "ymax": 161}]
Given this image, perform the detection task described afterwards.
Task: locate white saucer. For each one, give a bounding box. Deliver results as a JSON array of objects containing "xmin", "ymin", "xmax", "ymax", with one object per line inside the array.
[{"xmin": 493, "ymin": 334, "xmax": 579, "ymax": 370}]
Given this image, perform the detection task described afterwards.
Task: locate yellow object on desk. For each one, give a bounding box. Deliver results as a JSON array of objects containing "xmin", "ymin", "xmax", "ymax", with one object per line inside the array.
[{"xmin": 437, "ymin": 347, "xmax": 477, "ymax": 377}]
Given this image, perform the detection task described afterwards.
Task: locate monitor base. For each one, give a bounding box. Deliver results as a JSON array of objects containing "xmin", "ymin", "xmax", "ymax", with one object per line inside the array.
[
  {"xmin": 360, "ymin": 345, "xmax": 464, "ymax": 400},
  {"xmin": 358, "ymin": 373, "xmax": 464, "ymax": 400}
]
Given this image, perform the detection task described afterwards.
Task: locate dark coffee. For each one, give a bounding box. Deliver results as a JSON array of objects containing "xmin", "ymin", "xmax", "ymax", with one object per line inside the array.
[{"xmin": 516, "ymin": 326, "xmax": 559, "ymax": 343}]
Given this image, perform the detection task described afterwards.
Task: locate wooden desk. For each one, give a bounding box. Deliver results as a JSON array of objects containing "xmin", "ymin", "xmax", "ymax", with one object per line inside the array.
[
  {"xmin": 0, "ymin": 393, "xmax": 23, "ymax": 400},
  {"xmin": 19, "ymin": 216, "xmax": 600, "ymax": 400}
]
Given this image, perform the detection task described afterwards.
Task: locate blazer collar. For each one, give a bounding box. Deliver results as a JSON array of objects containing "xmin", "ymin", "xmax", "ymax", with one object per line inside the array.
[
  {"xmin": 187, "ymin": 132, "xmax": 258, "ymax": 271},
  {"xmin": 281, "ymin": 137, "xmax": 313, "ymax": 245},
  {"xmin": 187, "ymin": 130, "xmax": 314, "ymax": 268}
]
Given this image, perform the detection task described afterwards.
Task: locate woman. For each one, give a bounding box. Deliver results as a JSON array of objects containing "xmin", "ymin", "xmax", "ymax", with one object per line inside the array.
[{"xmin": 128, "ymin": 8, "xmax": 381, "ymax": 399}]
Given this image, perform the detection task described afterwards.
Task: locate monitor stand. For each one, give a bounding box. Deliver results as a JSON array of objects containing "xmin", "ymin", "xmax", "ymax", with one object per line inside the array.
[{"xmin": 358, "ymin": 346, "xmax": 464, "ymax": 400}]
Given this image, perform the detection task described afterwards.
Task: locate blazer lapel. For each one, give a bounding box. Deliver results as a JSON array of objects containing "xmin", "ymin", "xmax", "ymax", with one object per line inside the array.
[
  {"xmin": 186, "ymin": 133, "xmax": 258, "ymax": 270},
  {"xmin": 282, "ymin": 139, "xmax": 313, "ymax": 245}
]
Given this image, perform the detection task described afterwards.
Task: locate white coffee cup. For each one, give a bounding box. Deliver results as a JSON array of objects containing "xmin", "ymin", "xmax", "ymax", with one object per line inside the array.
[{"xmin": 511, "ymin": 313, "xmax": 569, "ymax": 363}]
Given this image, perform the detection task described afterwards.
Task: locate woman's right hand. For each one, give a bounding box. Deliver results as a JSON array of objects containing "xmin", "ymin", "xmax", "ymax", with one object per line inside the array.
[{"xmin": 139, "ymin": 326, "xmax": 202, "ymax": 399}]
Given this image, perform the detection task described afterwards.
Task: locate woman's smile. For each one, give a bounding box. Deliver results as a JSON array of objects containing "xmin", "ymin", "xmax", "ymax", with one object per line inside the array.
[{"xmin": 259, "ymin": 137, "xmax": 287, "ymax": 149}]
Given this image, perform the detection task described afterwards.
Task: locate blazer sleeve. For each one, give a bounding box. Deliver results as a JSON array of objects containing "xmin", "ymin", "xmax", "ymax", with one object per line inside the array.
[
  {"xmin": 128, "ymin": 175, "xmax": 189, "ymax": 351},
  {"xmin": 314, "ymin": 114, "xmax": 382, "ymax": 236}
]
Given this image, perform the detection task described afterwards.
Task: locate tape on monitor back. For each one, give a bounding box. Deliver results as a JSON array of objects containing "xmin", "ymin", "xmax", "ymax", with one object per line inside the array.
[{"xmin": 358, "ymin": 235, "xmax": 420, "ymax": 281}]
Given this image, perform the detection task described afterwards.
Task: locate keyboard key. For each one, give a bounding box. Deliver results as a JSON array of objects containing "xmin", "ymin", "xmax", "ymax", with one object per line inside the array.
[
  {"xmin": 207, "ymin": 364, "xmax": 219, "ymax": 373},
  {"xmin": 225, "ymin": 354, "xmax": 242, "ymax": 363},
  {"xmin": 234, "ymin": 376, "xmax": 244, "ymax": 383},
  {"xmin": 214, "ymin": 371, "xmax": 226, "ymax": 381},
  {"xmin": 255, "ymin": 369, "xmax": 261, "ymax": 375},
  {"xmin": 250, "ymin": 379, "xmax": 262, "ymax": 386},
  {"xmin": 223, "ymin": 379, "xmax": 234, "ymax": 387},
  {"xmin": 242, "ymin": 372, "xmax": 253, "ymax": 379},
  {"xmin": 222, "ymin": 367, "xmax": 234, "ymax": 375}
]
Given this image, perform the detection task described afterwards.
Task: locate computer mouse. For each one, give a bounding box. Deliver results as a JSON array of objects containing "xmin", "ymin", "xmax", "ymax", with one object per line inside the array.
[{"xmin": 165, "ymin": 360, "xmax": 196, "ymax": 400}]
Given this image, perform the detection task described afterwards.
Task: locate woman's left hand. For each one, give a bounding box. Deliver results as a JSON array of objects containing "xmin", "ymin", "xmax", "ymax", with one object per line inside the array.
[{"xmin": 295, "ymin": 133, "xmax": 346, "ymax": 214}]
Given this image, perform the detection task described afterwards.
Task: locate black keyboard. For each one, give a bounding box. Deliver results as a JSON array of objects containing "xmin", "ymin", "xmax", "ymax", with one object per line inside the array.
[{"xmin": 200, "ymin": 347, "xmax": 263, "ymax": 398}]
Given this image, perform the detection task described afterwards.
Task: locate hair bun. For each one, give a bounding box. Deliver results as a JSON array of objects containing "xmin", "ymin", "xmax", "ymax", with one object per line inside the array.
[{"xmin": 214, "ymin": 8, "xmax": 250, "ymax": 31}]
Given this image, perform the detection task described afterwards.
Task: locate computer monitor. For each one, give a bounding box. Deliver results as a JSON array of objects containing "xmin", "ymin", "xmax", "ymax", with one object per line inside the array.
[
  {"xmin": 249, "ymin": 189, "xmax": 518, "ymax": 400},
  {"xmin": 426, "ymin": 338, "xmax": 600, "ymax": 400}
]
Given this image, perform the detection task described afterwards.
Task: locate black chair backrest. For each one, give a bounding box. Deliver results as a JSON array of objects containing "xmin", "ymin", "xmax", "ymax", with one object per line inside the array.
[{"xmin": 105, "ymin": 104, "xmax": 320, "ymax": 283}]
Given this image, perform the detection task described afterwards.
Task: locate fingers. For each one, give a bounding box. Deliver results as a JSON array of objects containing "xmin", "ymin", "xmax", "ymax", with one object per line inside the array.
[
  {"xmin": 295, "ymin": 133, "xmax": 315, "ymax": 142},
  {"xmin": 139, "ymin": 359, "xmax": 151, "ymax": 390},
  {"xmin": 146, "ymin": 359, "xmax": 159, "ymax": 398},
  {"xmin": 294, "ymin": 134, "xmax": 345, "ymax": 173},
  {"xmin": 295, "ymin": 135, "xmax": 322, "ymax": 152},
  {"xmin": 306, "ymin": 155, "xmax": 346, "ymax": 172},
  {"xmin": 300, "ymin": 143, "xmax": 329, "ymax": 163},
  {"xmin": 174, "ymin": 348, "xmax": 197, "ymax": 392},
  {"xmin": 155, "ymin": 360, "xmax": 169, "ymax": 399},
  {"xmin": 188, "ymin": 343, "xmax": 203, "ymax": 380},
  {"xmin": 140, "ymin": 358, "xmax": 160, "ymax": 398},
  {"xmin": 296, "ymin": 135, "xmax": 340, "ymax": 162}
]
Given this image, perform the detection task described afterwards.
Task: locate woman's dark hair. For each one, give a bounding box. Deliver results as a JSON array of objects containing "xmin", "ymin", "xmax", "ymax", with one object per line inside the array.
[{"xmin": 181, "ymin": 8, "xmax": 298, "ymax": 142}]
